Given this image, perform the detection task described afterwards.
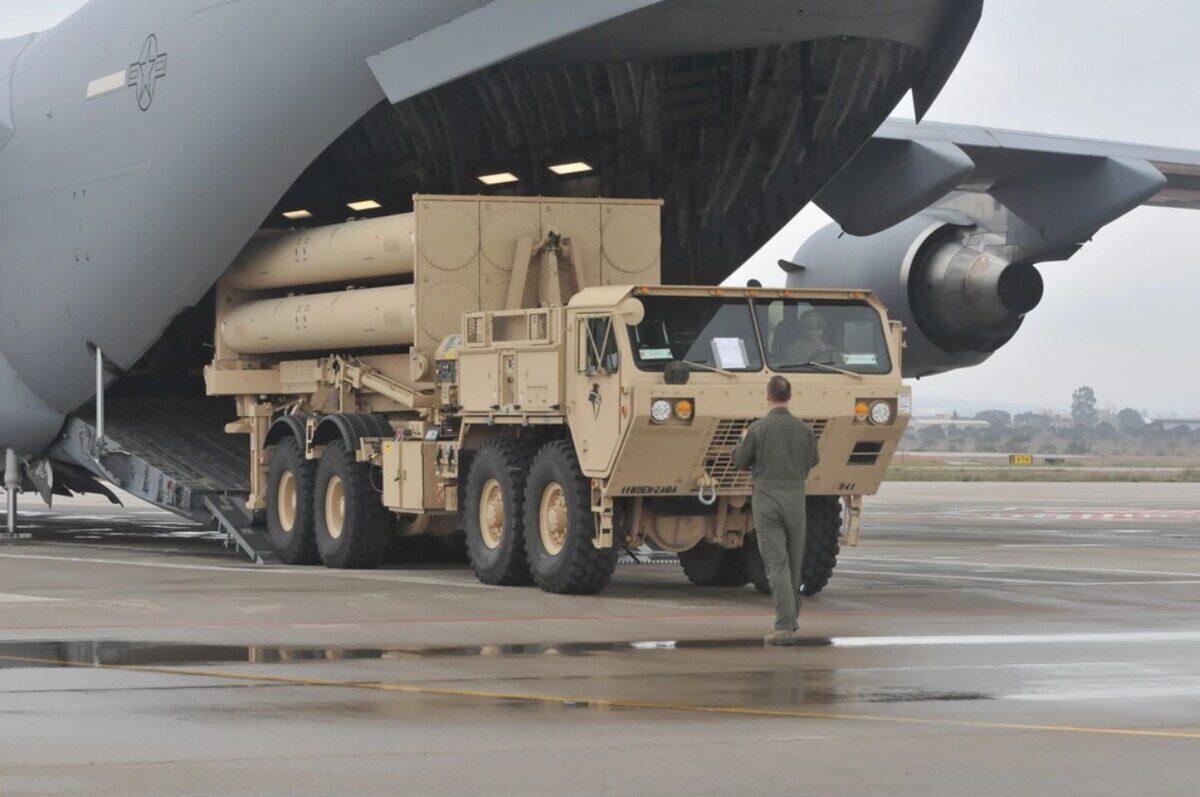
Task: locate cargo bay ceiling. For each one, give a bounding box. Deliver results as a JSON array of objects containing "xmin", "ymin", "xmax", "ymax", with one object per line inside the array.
[{"xmin": 269, "ymin": 2, "xmax": 982, "ymax": 287}]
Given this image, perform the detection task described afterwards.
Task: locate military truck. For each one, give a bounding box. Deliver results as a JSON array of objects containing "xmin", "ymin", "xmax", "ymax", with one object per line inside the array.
[{"xmin": 206, "ymin": 194, "xmax": 909, "ymax": 594}]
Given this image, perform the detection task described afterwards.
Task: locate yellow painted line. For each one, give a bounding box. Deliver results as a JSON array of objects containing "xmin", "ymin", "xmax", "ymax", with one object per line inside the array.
[{"xmin": 3, "ymin": 654, "xmax": 1199, "ymax": 742}]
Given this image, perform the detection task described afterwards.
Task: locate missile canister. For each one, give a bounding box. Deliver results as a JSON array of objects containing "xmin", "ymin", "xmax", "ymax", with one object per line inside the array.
[
  {"xmin": 220, "ymin": 285, "xmax": 415, "ymax": 355},
  {"xmin": 223, "ymin": 214, "xmax": 415, "ymax": 290}
]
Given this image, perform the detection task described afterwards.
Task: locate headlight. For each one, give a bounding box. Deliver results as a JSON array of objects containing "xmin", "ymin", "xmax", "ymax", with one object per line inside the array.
[
  {"xmin": 868, "ymin": 400, "xmax": 893, "ymax": 425},
  {"xmin": 650, "ymin": 399, "xmax": 673, "ymax": 424},
  {"xmin": 674, "ymin": 399, "xmax": 694, "ymax": 421}
]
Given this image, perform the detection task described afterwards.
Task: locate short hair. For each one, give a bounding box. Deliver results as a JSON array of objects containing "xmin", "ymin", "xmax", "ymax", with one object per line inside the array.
[{"xmin": 767, "ymin": 375, "xmax": 792, "ymax": 403}]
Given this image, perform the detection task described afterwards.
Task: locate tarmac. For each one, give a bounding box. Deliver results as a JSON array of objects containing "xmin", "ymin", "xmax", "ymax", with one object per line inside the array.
[{"xmin": 1, "ymin": 482, "xmax": 1198, "ymax": 796}]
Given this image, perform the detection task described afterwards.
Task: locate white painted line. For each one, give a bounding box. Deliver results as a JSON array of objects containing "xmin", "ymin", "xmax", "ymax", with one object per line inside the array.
[
  {"xmin": 838, "ymin": 568, "xmax": 1200, "ymax": 587},
  {"xmin": 0, "ymin": 593, "xmax": 62, "ymax": 604},
  {"xmin": 998, "ymin": 543, "xmax": 1110, "ymax": 548},
  {"xmin": 850, "ymin": 555, "xmax": 1200, "ymax": 579},
  {"xmin": 1011, "ymin": 685, "xmax": 1200, "ymax": 702},
  {"xmin": 832, "ymin": 630, "xmax": 1200, "ymax": 648},
  {"xmin": 0, "ymin": 552, "xmax": 492, "ymax": 589},
  {"xmin": 86, "ymin": 70, "xmax": 127, "ymax": 99}
]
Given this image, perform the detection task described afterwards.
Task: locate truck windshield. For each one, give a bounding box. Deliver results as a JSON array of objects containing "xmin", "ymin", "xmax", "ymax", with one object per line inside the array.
[
  {"xmin": 628, "ymin": 296, "xmax": 762, "ymax": 372},
  {"xmin": 754, "ymin": 299, "xmax": 892, "ymax": 374}
]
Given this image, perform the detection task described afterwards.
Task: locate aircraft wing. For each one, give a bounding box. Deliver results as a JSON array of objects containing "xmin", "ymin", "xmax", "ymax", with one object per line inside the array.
[{"xmin": 815, "ymin": 118, "xmax": 1200, "ymax": 241}]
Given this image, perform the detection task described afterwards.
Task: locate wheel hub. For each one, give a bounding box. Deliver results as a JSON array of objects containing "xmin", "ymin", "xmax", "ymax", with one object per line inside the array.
[
  {"xmin": 277, "ymin": 470, "xmax": 297, "ymax": 533},
  {"xmin": 479, "ymin": 478, "xmax": 505, "ymax": 549},
  {"xmin": 325, "ymin": 475, "xmax": 346, "ymax": 540},
  {"xmin": 539, "ymin": 482, "xmax": 567, "ymax": 556}
]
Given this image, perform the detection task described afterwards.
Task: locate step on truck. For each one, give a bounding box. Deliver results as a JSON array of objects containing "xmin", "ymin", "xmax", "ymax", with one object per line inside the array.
[{"xmin": 206, "ymin": 194, "xmax": 910, "ymax": 594}]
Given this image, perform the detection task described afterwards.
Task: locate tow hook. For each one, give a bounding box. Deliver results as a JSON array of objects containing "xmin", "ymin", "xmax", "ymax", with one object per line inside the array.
[{"xmin": 696, "ymin": 475, "xmax": 718, "ymax": 506}]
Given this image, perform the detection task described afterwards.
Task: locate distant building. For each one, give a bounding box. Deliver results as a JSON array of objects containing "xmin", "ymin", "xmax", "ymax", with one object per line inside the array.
[
  {"xmin": 1153, "ymin": 419, "xmax": 1200, "ymax": 431},
  {"xmin": 907, "ymin": 418, "xmax": 989, "ymax": 429}
]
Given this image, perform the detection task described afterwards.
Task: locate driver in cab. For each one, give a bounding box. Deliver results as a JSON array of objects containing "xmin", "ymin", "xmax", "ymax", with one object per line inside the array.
[{"xmin": 781, "ymin": 310, "xmax": 841, "ymax": 365}]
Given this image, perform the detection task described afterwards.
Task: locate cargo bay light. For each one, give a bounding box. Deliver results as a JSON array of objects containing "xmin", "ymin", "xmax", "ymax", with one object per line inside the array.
[{"xmin": 206, "ymin": 194, "xmax": 910, "ymax": 595}]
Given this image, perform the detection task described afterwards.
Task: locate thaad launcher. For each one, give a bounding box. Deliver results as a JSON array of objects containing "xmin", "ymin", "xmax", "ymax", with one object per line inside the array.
[{"xmin": 206, "ymin": 195, "xmax": 909, "ymax": 594}]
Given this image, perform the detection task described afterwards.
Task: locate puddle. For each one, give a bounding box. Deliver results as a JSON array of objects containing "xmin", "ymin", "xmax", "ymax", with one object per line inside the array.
[
  {"xmin": 7, "ymin": 628, "xmax": 1198, "ymax": 670},
  {"xmin": 0, "ymin": 637, "xmax": 836, "ymax": 668},
  {"xmin": 0, "ymin": 640, "xmax": 1000, "ymax": 706}
]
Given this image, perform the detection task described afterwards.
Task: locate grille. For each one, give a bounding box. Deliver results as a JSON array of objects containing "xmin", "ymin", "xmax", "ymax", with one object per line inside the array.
[
  {"xmin": 491, "ymin": 314, "xmax": 528, "ymax": 342},
  {"xmin": 529, "ymin": 311, "xmax": 549, "ymax": 341},
  {"xmin": 704, "ymin": 419, "xmax": 754, "ymax": 491},
  {"xmin": 465, "ymin": 316, "xmax": 484, "ymax": 345},
  {"xmin": 704, "ymin": 418, "xmax": 828, "ymax": 491}
]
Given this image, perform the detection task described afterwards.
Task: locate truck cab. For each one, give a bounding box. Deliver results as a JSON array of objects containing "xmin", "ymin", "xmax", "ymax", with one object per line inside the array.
[{"xmin": 449, "ymin": 284, "xmax": 909, "ymax": 593}]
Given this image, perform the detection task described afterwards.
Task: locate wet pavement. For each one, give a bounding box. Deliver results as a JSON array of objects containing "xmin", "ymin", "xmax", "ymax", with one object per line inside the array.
[{"xmin": 0, "ymin": 482, "xmax": 1198, "ymax": 795}]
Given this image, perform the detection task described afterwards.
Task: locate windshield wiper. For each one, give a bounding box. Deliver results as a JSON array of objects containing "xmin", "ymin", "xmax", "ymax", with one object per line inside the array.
[
  {"xmin": 776, "ymin": 360, "xmax": 863, "ymax": 379},
  {"xmin": 682, "ymin": 360, "xmax": 739, "ymax": 379}
]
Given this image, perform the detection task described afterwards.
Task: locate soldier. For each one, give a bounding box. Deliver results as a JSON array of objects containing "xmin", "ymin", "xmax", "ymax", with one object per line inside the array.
[
  {"xmin": 733, "ymin": 375, "xmax": 820, "ymax": 646},
  {"xmin": 783, "ymin": 310, "xmax": 842, "ymax": 365}
]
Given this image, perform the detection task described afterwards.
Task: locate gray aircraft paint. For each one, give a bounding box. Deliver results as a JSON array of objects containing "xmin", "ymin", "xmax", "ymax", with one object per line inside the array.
[{"xmin": 0, "ymin": 0, "xmax": 979, "ymax": 458}]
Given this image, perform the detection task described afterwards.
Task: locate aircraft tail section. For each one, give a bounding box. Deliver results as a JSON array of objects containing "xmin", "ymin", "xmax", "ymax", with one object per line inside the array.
[
  {"xmin": 0, "ymin": 33, "xmax": 36, "ymax": 151},
  {"xmin": 367, "ymin": 0, "xmax": 665, "ymax": 104}
]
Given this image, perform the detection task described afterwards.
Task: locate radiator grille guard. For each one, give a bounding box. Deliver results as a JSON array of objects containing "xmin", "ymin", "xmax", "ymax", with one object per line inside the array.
[{"xmin": 703, "ymin": 418, "xmax": 828, "ymax": 491}]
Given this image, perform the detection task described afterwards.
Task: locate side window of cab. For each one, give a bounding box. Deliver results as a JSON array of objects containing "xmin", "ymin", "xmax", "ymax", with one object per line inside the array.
[{"xmin": 580, "ymin": 316, "xmax": 619, "ymax": 375}]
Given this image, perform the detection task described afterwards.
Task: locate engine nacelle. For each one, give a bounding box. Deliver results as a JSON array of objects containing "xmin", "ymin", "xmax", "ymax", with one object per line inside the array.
[{"xmin": 788, "ymin": 213, "xmax": 1044, "ymax": 378}]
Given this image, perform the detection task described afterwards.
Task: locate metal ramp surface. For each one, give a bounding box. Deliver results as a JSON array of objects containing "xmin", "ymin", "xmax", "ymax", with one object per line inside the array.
[{"xmin": 53, "ymin": 398, "xmax": 277, "ymax": 564}]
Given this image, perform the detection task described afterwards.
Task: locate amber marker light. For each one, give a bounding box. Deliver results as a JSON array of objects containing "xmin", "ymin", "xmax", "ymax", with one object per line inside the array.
[
  {"xmin": 674, "ymin": 399, "xmax": 694, "ymax": 421},
  {"xmin": 855, "ymin": 402, "xmax": 870, "ymax": 421}
]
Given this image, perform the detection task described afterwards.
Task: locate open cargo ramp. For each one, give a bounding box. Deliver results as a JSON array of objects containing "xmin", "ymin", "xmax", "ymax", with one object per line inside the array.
[{"xmin": 51, "ymin": 398, "xmax": 277, "ymax": 564}]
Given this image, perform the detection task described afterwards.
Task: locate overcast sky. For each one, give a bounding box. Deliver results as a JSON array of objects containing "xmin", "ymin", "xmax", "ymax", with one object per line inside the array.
[{"xmin": 3, "ymin": 0, "xmax": 1197, "ymax": 415}]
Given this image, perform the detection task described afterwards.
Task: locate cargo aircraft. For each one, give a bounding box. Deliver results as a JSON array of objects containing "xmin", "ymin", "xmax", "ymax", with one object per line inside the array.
[{"xmin": 0, "ymin": 0, "xmax": 1194, "ymax": 539}]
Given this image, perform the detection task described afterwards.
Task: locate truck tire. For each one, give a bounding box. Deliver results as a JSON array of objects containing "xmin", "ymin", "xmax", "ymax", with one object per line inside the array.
[
  {"xmin": 802, "ymin": 496, "xmax": 842, "ymax": 596},
  {"xmin": 679, "ymin": 542, "xmax": 749, "ymax": 587},
  {"xmin": 523, "ymin": 440, "xmax": 617, "ymax": 594},
  {"xmin": 265, "ymin": 439, "xmax": 319, "ymax": 565},
  {"xmin": 313, "ymin": 439, "xmax": 391, "ymax": 569},
  {"xmin": 464, "ymin": 439, "xmax": 534, "ymax": 586},
  {"xmin": 743, "ymin": 497, "xmax": 843, "ymax": 597}
]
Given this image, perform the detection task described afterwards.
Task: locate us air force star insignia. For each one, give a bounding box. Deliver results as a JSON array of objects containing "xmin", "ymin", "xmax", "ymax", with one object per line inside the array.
[{"xmin": 127, "ymin": 34, "xmax": 167, "ymax": 111}]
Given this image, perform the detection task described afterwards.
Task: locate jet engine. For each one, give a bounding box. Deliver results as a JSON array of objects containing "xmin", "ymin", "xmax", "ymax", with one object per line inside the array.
[{"xmin": 788, "ymin": 212, "xmax": 1046, "ymax": 378}]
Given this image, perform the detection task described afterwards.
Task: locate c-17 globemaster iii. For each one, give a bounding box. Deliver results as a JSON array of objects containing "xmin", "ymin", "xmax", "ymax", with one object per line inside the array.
[{"xmin": 0, "ymin": 0, "xmax": 981, "ymax": 557}]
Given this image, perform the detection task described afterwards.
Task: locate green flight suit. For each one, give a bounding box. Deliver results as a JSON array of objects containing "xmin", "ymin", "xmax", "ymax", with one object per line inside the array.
[{"xmin": 732, "ymin": 406, "xmax": 820, "ymax": 631}]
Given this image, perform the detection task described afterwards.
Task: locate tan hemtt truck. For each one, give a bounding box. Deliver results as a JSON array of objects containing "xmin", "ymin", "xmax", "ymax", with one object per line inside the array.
[{"xmin": 206, "ymin": 194, "xmax": 909, "ymax": 594}]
